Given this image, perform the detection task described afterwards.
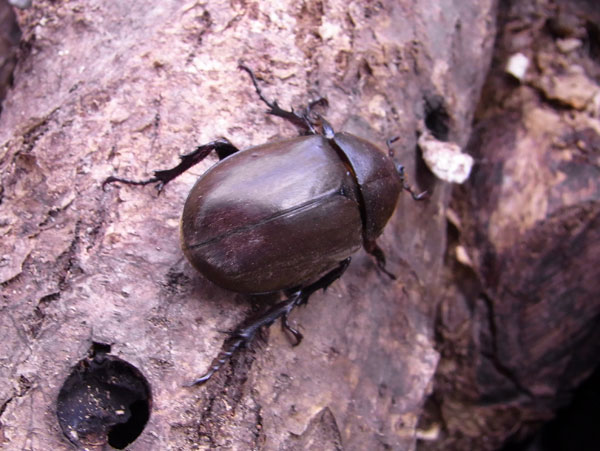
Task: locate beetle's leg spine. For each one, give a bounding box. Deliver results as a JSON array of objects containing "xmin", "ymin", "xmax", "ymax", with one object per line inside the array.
[
  {"xmin": 188, "ymin": 294, "xmax": 300, "ymax": 386},
  {"xmin": 102, "ymin": 175, "xmax": 160, "ymax": 190},
  {"xmin": 187, "ymin": 337, "xmax": 245, "ymax": 386},
  {"xmin": 238, "ymin": 64, "xmax": 318, "ymax": 135}
]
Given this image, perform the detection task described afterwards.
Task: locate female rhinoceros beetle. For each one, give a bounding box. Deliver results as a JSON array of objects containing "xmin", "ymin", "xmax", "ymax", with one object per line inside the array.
[{"xmin": 104, "ymin": 65, "xmax": 425, "ymax": 385}]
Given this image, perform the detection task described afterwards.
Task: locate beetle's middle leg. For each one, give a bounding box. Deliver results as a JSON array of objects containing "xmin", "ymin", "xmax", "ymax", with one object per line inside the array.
[
  {"xmin": 239, "ymin": 64, "xmax": 328, "ymax": 135},
  {"xmin": 188, "ymin": 258, "xmax": 351, "ymax": 386},
  {"xmin": 103, "ymin": 138, "xmax": 239, "ymax": 193}
]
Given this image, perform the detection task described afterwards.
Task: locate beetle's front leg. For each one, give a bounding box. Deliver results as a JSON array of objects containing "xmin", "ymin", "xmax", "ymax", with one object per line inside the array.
[
  {"xmin": 188, "ymin": 258, "xmax": 351, "ymax": 386},
  {"xmin": 103, "ymin": 138, "xmax": 239, "ymax": 193},
  {"xmin": 365, "ymin": 240, "xmax": 396, "ymax": 280},
  {"xmin": 396, "ymin": 164, "xmax": 428, "ymax": 201},
  {"xmin": 387, "ymin": 137, "xmax": 428, "ymax": 201}
]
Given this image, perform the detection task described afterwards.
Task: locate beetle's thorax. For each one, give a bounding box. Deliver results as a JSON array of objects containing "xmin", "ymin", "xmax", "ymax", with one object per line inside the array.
[{"xmin": 328, "ymin": 132, "xmax": 403, "ymax": 243}]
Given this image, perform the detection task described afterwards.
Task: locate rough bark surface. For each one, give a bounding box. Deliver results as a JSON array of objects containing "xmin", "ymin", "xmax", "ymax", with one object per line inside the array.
[{"xmin": 0, "ymin": 0, "xmax": 498, "ymax": 450}]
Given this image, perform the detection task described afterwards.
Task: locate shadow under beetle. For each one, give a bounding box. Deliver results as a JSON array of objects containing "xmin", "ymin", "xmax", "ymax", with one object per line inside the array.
[{"xmin": 104, "ymin": 65, "xmax": 425, "ymax": 385}]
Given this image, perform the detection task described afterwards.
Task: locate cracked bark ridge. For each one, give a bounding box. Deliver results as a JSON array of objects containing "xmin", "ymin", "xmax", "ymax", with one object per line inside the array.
[
  {"xmin": 0, "ymin": 0, "xmax": 497, "ymax": 449},
  {"xmin": 422, "ymin": 0, "xmax": 600, "ymax": 450}
]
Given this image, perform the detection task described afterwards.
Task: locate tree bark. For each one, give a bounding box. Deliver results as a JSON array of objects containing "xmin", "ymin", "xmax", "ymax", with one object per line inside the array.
[{"xmin": 0, "ymin": 0, "xmax": 518, "ymax": 450}]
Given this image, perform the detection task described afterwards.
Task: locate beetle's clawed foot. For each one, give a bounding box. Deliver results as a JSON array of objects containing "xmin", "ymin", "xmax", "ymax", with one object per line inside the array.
[
  {"xmin": 282, "ymin": 312, "xmax": 303, "ymax": 346},
  {"xmin": 185, "ymin": 336, "xmax": 246, "ymax": 387},
  {"xmin": 377, "ymin": 262, "xmax": 397, "ymax": 280},
  {"xmin": 404, "ymin": 184, "xmax": 428, "ymax": 201}
]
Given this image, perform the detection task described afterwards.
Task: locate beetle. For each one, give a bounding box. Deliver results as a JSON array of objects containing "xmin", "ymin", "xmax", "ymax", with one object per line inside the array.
[{"xmin": 104, "ymin": 65, "xmax": 425, "ymax": 385}]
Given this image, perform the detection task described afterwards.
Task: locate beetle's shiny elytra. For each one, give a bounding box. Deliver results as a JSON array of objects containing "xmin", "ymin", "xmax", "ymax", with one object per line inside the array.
[
  {"xmin": 103, "ymin": 65, "xmax": 424, "ymax": 385},
  {"xmin": 181, "ymin": 131, "xmax": 402, "ymax": 294}
]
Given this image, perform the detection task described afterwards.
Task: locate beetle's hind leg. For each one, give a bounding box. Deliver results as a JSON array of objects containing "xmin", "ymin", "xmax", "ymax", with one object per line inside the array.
[
  {"xmin": 103, "ymin": 138, "xmax": 239, "ymax": 193},
  {"xmin": 187, "ymin": 293, "xmax": 303, "ymax": 386},
  {"xmin": 188, "ymin": 258, "xmax": 351, "ymax": 386}
]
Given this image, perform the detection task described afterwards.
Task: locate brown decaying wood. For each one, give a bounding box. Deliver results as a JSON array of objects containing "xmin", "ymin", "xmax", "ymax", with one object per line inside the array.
[
  {"xmin": 421, "ymin": 0, "xmax": 600, "ymax": 450},
  {"xmin": 4, "ymin": 0, "xmax": 569, "ymax": 449}
]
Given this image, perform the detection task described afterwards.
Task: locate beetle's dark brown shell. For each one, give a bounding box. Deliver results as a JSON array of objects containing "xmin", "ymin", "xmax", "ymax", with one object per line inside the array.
[{"xmin": 181, "ymin": 135, "xmax": 364, "ymax": 293}]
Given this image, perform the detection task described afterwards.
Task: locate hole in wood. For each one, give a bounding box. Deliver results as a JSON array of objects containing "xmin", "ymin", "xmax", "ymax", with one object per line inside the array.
[{"xmin": 56, "ymin": 342, "xmax": 152, "ymax": 449}]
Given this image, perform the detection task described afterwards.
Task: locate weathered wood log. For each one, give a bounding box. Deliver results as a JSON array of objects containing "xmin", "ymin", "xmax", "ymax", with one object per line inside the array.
[{"xmin": 1, "ymin": 0, "xmax": 499, "ymax": 449}]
